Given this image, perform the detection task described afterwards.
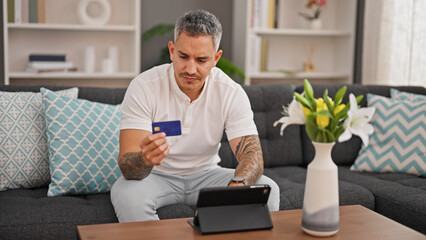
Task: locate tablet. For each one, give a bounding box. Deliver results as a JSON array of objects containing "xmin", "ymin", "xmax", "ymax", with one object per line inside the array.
[
  {"xmin": 196, "ymin": 184, "xmax": 271, "ymax": 207},
  {"xmin": 188, "ymin": 184, "xmax": 273, "ymax": 234}
]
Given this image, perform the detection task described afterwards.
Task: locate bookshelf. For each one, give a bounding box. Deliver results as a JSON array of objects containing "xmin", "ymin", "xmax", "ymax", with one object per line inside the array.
[
  {"xmin": 2, "ymin": 0, "xmax": 141, "ymax": 87},
  {"xmin": 244, "ymin": 0, "xmax": 357, "ymax": 85}
]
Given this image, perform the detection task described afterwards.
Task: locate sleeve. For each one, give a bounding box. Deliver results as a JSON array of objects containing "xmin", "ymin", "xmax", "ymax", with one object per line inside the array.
[
  {"xmin": 119, "ymin": 78, "xmax": 153, "ymax": 132},
  {"xmin": 224, "ymin": 85, "xmax": 258, "ymax": 140}
]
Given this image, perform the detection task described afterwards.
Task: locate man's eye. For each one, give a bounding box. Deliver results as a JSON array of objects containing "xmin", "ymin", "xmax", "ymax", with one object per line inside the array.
[
  {"xmin": 198, "ymin": 59, "xmax": 207, "ymax": 63},
  {"xmin": 179, "ymin": 55, "xmax": 187, "ymax": 59}
]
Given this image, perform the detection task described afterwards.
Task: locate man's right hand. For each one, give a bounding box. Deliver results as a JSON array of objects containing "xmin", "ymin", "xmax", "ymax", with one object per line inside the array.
[
  {"xmin": 117, "ymin": 129, "xmax": 169, "ymax": 180},
  {"xmin": 140, "ymin": 132, "xmax": 169, "ymax": 166}
]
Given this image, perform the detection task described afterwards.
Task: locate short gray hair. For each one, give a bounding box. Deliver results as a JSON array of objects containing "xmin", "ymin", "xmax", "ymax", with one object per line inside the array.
[{"xmin": 174, "ymin": 9, "xmax": 222, "ymax": 51}]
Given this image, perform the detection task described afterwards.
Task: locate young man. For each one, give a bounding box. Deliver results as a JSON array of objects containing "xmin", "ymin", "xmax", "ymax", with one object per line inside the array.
[{"xmin": 111, "ymin": 9, "xmax": 280, "ymax": 222}]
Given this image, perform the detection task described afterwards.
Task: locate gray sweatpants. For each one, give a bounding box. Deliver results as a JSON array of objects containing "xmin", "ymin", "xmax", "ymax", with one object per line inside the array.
[{"xmin": 111, "ymin": 167, "xmax": 280, "ymax": 222}]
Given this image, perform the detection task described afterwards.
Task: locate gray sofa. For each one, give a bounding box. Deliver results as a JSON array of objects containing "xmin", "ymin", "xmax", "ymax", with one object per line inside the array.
[{"xmin": 0, "ymin": 83, "xmax": 425, "ymax": 239}]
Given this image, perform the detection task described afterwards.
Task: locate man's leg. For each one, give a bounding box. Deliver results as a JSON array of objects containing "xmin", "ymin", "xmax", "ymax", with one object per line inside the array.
[
  {"xmin": 110, "ymin": 171, "xmax": 185, "ymax": 222},
  {"xmin": 185, "ymin": 167, "xmax": 280, "ymax": 211}
]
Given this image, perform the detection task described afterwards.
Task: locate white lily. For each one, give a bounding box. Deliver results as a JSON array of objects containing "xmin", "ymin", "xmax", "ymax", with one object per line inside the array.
[
  {"xmin": 338, "ymin": 93, "xmax": 375, "ymax": 146},
  {"xmin": 273, "ymin": 98, "xmax": 307, "ymax": 136}
]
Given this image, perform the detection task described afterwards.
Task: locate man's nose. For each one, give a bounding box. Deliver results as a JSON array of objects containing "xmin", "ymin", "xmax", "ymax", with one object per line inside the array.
[{"xmin": 186, "ymin": 60, "xmax": 196, "ymax": 75}]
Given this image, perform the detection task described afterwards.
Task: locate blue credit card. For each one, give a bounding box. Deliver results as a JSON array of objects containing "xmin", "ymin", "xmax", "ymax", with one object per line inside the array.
[{"xmin": 152, "ymin": 120, "xmax": 182, "ymax": 136}]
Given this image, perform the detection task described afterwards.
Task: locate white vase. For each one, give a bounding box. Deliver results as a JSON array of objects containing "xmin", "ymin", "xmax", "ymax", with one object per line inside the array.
[
  {"xmin": 309, "ymin": 19, "xmax": 322, "ymax": 30},
  {"xmin": 301, "ymin": 141, "xmax": 339, "ymax": 237}
]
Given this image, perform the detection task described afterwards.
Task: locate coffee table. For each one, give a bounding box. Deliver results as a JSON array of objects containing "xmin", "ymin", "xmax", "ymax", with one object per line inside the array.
[{"xmin": 77, "ymin": 205, "xmax": 424, "ymax": 240}]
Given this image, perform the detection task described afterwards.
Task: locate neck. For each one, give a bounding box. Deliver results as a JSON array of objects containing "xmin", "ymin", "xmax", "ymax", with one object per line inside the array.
[{"xmin": 185, "ymin": 84, "xmax": 204, "ymax": 102}]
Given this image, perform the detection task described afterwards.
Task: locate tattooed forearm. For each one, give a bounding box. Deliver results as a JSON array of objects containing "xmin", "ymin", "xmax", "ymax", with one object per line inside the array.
[
  {"xmin": 118, "ymin": 152, "xmax": 153, "ymax": 180},
  {"xmin": 233, "ymin": 135, "xmax": 264, "ymax": 185}
]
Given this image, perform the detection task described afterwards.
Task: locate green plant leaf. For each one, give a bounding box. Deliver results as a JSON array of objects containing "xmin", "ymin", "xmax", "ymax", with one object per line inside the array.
[
  {"xmin": 323, "ymin": 89, "xmax": 334, "ymax": 113},
  {"xmin": 312, "ymin": 109, "xmax": 333, "ymax": 118},
  {"xmin": 216, "ymin": 57, "xmax": 245, "ymax": 83},
  {"xmin": 294, "ymin": 92, "xmax": 313, "ymax": 110},
  {"xmin": 334, "ymin": 125, "xmax": 345, "ymax": 139},
  {"xmin": 303, "ymin": 79, "xmax": 316, "ymax": 109},
  {"xmin": 356, "ymin": 95, "xmax": 364, "ymax": 104},
  {"xmin": 142, "ymin": 24, "xmax": 175, "ymax": 41},
  {"xmin": 305, "ymin": 114, "xmax": 318, "ymax": 141},
  {"xmin": 334, "ymin": 86, "xmax": 347, "ymax": 107},
  {"xmin": 318, "ymin": 126, "xmax": 336, "ymax": 142}
]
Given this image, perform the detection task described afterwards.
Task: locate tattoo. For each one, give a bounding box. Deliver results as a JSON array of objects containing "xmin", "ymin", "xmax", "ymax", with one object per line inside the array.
[
  {"xmin": 118, "ymin": 152, "xmax": 153, "ymax": 180},
  {"xmin": 234, "ymin": 135, "xmax": 264, "ymax": 185}
]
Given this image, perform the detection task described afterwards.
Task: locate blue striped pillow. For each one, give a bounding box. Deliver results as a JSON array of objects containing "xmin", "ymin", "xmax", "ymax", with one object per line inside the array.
[{"xmin": 351, "ymin": 93, "xmax": 426, "ymax": 176}]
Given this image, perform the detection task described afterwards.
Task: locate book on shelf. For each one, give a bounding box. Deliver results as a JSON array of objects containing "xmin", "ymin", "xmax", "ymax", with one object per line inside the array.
[
  {"xmin": 37, "ymin": 0, "xmax": 45, "ymax": 23},
  {"xmin": 29, "ymin": 54, "xmax": 67, "ymax": 62},
  {"xmin": 14, "ymin": 0, "xmax": 22, "ymax": 23},
  {"xmin": 252, "ymin": 0, "xmax": 278, "ymax": 29},
  {"xmin": 7, "ymin": 0, "xmax": 14, "ymax": 23},
  {"xmin": 6, "ymin": 0, "xmax": 45, "ymax": 24},
  {"xmin": 28, "ymin": 0, "xmax": 37, "ymax": 23},
  {"xmin": 26, "ymin": 61, "xmax": 76, "ymax": 73},
  {"xmin": 21, "ymin": 0, "xmax": 29, "ymax": 23},
  {"xmin": 251, "ymin": 0, "xmax": 277, "ymax": 73}
]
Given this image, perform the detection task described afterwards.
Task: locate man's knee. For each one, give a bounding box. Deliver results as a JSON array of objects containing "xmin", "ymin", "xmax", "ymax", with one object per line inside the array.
[
  {"xmin": 111, "ymin": 177, "xmax": 158, "ymax": 222},
  {"xmin": 256, "ymin": 175, "xmax": 280, "ymax": 211}
]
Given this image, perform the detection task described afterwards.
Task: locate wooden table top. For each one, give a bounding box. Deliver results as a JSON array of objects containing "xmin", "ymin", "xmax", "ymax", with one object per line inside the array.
[{"xmin": 77, "ymin": 205, "xmax": 424, "ymax": 240}]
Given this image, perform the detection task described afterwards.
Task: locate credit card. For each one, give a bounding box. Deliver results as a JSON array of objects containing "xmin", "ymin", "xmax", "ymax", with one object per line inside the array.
[{"xmin": 152, "ymin": 120, "xmax": 182, "ymax": 136}]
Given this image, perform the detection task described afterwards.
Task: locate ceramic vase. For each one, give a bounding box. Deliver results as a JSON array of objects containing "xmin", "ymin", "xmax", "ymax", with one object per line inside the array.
[
  {"xmin": 309, "ymin": 19, "xmax": 322, "ymax": 30},
  {"xmin": 301, "ymin": 141, "xmax": 339, "ymax": 237}
]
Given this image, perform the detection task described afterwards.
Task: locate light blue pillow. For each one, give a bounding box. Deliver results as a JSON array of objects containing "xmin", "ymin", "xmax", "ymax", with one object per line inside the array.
[
  {"xmin": 41, "ymin": 88, "xmax": 121, "ymax": 196},
  {"xmin": 351, "ymin": 93, "xmax": 426, "ymax": 176},
  {"xmin": 0, "ymin": 88, "xmax": 78, "ymax": 191},
  {"xmin": 390, "ymin": 88, "xmax": 426, "ymax": 102}
]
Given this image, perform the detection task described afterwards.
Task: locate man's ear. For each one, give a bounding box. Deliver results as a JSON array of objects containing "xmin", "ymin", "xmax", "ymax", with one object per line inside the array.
[
  {"xmin": 168, "ymin": 41, "xmax": 175, "ymax": 62},
  {"xmin": 214, "ymin": 50, "xmax": 223, "ymax": 66}
]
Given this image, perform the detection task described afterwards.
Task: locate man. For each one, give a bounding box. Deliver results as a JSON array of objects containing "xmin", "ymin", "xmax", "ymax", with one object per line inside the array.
[{"xmin": 111, "ymin": 9, "xmax": 279, "ymax": 223}]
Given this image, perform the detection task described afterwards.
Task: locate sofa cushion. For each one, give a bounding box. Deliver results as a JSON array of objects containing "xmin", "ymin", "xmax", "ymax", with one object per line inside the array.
[
  {"xmin": 351, "ymin": 93, "xmax": 425, "ymax": 176},
  {"xmin": 0, "ymin": 88, "xmax": 78, "ymax": 191},
  {"xmin": 41, "ymin": 88, "xmax": 122, "ymax": 196},
  {"xmin": 263, "ymin": 166, "xmax": 375, "ymax": 211},
  {"xmin": 219, "ymin": 84, "xmax": 304, "ymax": 168},
  {"xmin": 0, "ymin": 187, "xmax": 117, "ymax": 240},
  {"xmin": 338, "ymin": 166, "xmax": 426, "ymax": 234},
  {"xmin": 391, "ymin": 88, "xmax": 426, "ymax": 102}
]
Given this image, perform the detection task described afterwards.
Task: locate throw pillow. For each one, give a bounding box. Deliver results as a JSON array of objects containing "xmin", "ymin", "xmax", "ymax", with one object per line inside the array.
[
  {"xmin": 0, "ymin": 88, "xmax": 78, "ymax": 191},
  {"xmin": 391, "ymin": 88, "xmax": 426, "ymax": 102},
  {"xmin": 41, "ymin": 88, "xmax": 121, "ymax": 196},
  {"xmin": 351, "ymin": 93, "xmax": 426, "ymax": 176}
]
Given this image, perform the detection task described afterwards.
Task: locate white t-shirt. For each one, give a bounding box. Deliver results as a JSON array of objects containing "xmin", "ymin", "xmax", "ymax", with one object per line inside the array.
[{"xmin": 120, "ymin": 63, "xmax": 258, "ymax": 175}]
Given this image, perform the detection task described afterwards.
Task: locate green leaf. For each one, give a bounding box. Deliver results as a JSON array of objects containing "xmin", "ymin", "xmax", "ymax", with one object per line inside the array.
[
  {"xmin": 142, "ymin": 24, "xmax": 175, "ymax": 41},
  {"xmin": 313, "ymin": 109, "xmax": 333, "ymax": 119},
  {"xmin": 356, "ymin": 95, "xmax": 364, "ymax": 104},
  {"xmin": 305, "ymin": 115, "xmax": 318, "ymax": 141},
  {"xmin": 323, "ymin": 89, "xmax": 334, "ymax": 113},
  {"xmin": 334, "ymin": 125, "xmax": 346, "ymax": 139},
  {"xmin": 316, "ymin": 131, "xmax": 324, "ymax": 142},
  {"xmin": 334, "ymin": 86, "xmax": 347, "ymax": 107},
  {"xmin": 216, "ymin": 57, "xmax": 245, "ymax": 83},
  {"xmin": 303, "ymin": 79, "xmax": 316, "ymax": 109},
  {"xmin": 318, "ymin": 126, "xmax": 336, "ymax": 142},
  {"xmin": 294, "ymin": 92, "xmax": 313, "ymax": 110}
]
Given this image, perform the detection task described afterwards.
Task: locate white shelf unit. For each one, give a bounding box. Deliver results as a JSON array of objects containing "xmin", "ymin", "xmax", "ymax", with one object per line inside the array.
[
  {"xmin": 244, "ymin": 0, "xmax": 357, "ymax": 85},
  {"xmin": 2, "ymin": 0, "xmax": 141, "ymax": 87}
]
